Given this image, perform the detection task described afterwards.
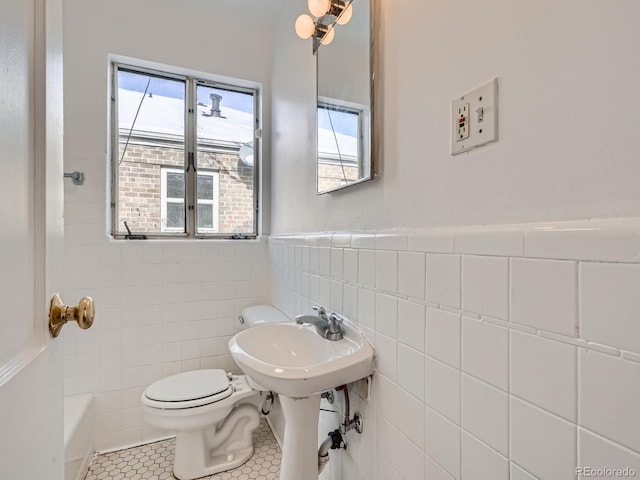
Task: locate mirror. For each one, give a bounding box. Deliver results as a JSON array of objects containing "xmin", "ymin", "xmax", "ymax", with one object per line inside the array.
[{"xmin": 316, "ymin": 0, "xmax": 374, "ymax": 194}]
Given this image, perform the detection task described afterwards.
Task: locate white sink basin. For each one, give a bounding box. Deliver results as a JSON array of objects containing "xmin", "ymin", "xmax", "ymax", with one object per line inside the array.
[
  {"xmin": 229, "ymin": 318, "xmax": 374, "ymax": 480},
  {"xmin": 228, "ymin": 322, "xmax": 374, "ymax": 398}
]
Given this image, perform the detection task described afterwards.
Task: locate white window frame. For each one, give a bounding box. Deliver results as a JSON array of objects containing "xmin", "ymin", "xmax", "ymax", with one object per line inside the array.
[
  {"xmin": 194, "ymin": 170, "xmax": 220, "ymax": 234},
  {"xmin": 317, "ymin": 96, "xmax": 370, "ymax": 174},
  {"xmin": 160, "ymin": 168, "xmax": 220, "ymax": 233},
  {"xmin": 160, "ymin": 168, "xmax": 186, "ymax": 233}
]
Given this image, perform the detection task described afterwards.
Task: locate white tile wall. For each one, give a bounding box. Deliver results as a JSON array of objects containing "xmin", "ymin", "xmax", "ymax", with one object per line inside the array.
[
  {"xmin": 578, "ymin": 428, "xmax": 640, "ymax": 477},
  {"xmin": 398, "ymin": 252, "xmax": 426, "ymax": 300},
  {"xmin": 398, "ymin": 344, "xmax": 425, "ymax": 401},
  {"xmin": 63, "ymin": 207, "xmax": 271, "ymax": 451},
  {"xmin": 511, "ymin": 258, "xmax": 578, "ymax": 336},
  {"xmin": 375, "ymin": 332, "xmax": 398, "ymax": 382},
  {"xmin": 510, "ymin": 462, "xmax": 537, "ymax": 480},
  {"xmin": 397, "ymin": 299, "xmax": 425, "ymax": 353},
  {"xmin": 330, "ymin": 248, "xmax": 344, "ymax": 280},
  {"xmin": 269, "ymin": 219, "xmax": 640, "ymax": 480},
  {"xmin": 396, "ymin": 433, "xmax": 425, "ymax": 480},
  {"xmin": 425, "ymin": 356, "xmax": 460, "ymax": 424},
  {"xmin": 426, "ymin": 254, "xmax": 461, "ymax": 308},
  {"xmin": 425, "ymin": 454, "xmax": 456, "ymax": 480},
  {"xmin": 396, "ymin": 387, "xmax": 426, "ymax": 450},
  {"xmin": 461, "ymin": 317, "xmax": 509, "ymax": 391},
  {"xmin": 343, "ymin": 249, "xmax": 359, "ymax": 283},
  {"xmin": 375, "ymin": 293, "xmax": 398, "ymax": 339},
  {"xmin": 376, "ymin": 250, "xmax": 398, "ymax": 294},
  {"xmin": 425, "ymin": 406, "xmax": 461, "ymax": 479},
  {"xmin": 358, "ymin": 249, "xmax": 376, "ymax": 288},
  {"xmin": 426, "ymin": 308, "xmax": 461, "ymax": 369},
  {"xmin": 461, "ymin": 374, "xmax": 509, "ymax": 456},
  {"xmin": 461, "ymin": 432, "xmax": 509, "ymax": 480},
  {"xmin": 579, "ymin": 349, "xmax": 640, "ymax": 452},
  {"xmin": 510, "ymin": 330, "xmax": 577, "ymax": 421},
  {"xmin": 462, "ymin": 255, "xmax": 509, "ymax": 320},
  {"xmin": 580, "ymin": 262, "xmax": 640, "ymax": 353},
  {"xmin": 511, "ymin": 397, "xmax": 576, "ymax": 479}
]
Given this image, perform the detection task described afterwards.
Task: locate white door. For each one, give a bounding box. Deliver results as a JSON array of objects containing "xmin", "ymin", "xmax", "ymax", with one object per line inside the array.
[{"xmin": 0, "ymin": 0, "xmax": 65, "ymax": 477}]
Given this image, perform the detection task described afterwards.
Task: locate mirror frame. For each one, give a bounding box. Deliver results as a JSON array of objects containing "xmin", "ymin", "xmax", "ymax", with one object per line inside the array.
[{"xmin": 315, "ymin": 0, "xmax": 378, "ymax": 195}]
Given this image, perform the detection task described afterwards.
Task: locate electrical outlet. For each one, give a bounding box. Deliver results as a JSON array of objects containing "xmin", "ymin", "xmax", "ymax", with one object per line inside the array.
[
  {"xmin": 456, "ymin": 103, "xmax": 470, "ymax": 141},
  {"xmin": 451, "ymin": 78, "xmax": 498, "ymax": 155}
]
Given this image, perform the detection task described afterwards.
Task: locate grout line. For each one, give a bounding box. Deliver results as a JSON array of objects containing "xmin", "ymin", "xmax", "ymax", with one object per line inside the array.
[
  {"xmin": 424, "ymin": 449, "xmax": 457, "ymax": 480},
  {"xmin": 459, "ymin": 291, "xmax": 463, "ymax": 480},
  {"xmin": 507, "ymin": 304, "xmax": 512, "ymax": 465},
  {"xmin": 510, "ymin": 390, "xmax": 577, "ymax": 425}
]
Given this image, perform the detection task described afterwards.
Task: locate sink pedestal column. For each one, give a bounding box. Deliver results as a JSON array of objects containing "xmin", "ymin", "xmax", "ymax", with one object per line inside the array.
[{"xmin": 278, "ymin": 394, "xmax": 321, "ymax": 480}]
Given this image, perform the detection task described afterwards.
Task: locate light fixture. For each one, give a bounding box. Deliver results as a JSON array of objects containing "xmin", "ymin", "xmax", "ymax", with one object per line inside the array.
[
  {"xmin": 295, "ymin": 14, "xmax": 316, "ymax": 39},
  {"xmin": 295, "ymin": 0, "xmax": 354, "ymax": 52},
  {"xmin": 320, "ymin": 25, "xmax": 335, "ymax": 45},
  {"xmin": 328, "ymin": 0, "xmax": 353, "ymax": 25},
  {"xmin": 336, "ymin": 2, "xmax": 353, "ymax": 25},
  {"xmin": 308, "ymin": 0, "xmax": 331, "ymax": 18}
]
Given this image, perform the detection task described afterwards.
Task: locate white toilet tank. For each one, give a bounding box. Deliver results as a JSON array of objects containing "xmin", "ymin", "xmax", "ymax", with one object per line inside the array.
[{"xmin": 239, "ymin": 305, "xmax": 290, "ymax": 328}]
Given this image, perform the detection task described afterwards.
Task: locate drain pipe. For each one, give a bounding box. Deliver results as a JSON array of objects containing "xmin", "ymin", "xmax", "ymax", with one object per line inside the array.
[
  {"xmin": 318, "ymin": 429, "xmax": 344, "ymax": 474},
  {"xmin": 317, "ymin": 435, "xmax": 333, "ymax": 474}
]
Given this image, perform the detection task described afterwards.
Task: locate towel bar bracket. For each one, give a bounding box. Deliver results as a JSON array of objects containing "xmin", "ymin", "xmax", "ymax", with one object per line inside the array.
[{"xmin": 64, "ymin": 171, "xmax": 85, "ymax": 186}]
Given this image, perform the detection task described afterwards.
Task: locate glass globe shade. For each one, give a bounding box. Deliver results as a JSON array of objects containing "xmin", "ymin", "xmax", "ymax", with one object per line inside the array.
[
  {"xmin": 295, "ymin": 14, "xmax": 316, "ymax": 39},
  {"xmin": 337, "ymin": 3, "xmax": 353, "ymax": 25},
  {"xmin": 308, "ymin": 0, "xmax": 331, "ymax": 17},
  {"xmin": 320, "ymin": 27, "xmax": 335, "ymax": 45}
]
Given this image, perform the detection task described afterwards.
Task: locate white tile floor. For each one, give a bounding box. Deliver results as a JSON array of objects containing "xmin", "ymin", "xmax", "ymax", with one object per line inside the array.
[{"xmin": 84, "ymin": 419, "xmax": 281, "ymax": 480}]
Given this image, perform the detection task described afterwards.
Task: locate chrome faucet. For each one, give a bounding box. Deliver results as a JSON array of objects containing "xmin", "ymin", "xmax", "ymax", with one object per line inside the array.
[{"xmin": 295, "ymin": 306, "xmax": 344, "ymax": 341}]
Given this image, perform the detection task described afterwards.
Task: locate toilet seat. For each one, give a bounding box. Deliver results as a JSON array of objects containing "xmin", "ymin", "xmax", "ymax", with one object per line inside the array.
[{"xmin": 143, "ymin": 369, "xmax": 232, "ymax": 410}]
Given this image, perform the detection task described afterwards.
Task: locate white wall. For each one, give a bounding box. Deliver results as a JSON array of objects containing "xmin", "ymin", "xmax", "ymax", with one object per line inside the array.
[
  {"xmin": 271, "ymin": 0, "xmax": 640, "ymax": 233},
  {"xmin": 269, "ymin": 1, "xmax": 640, "ymax": 480},
  {"xmin": 62, "ymin": 0, "xmax": 278, "ymax": 450},
  {"xmin": 270, "ymin": 222, "xmax": 640, "ymax": 480}
]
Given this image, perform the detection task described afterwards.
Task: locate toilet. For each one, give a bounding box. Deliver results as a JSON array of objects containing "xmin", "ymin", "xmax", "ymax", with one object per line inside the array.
[{"xmin": 141, "ymin": 305, "xmax": 289, "ymax": 480}]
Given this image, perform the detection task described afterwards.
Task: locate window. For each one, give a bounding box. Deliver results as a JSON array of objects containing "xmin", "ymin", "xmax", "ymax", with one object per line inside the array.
[
  {"xmin": 112, "ymin": 63, "xmax": 258, "ymax": 238},
  {"xmin": 316, "ymin": 99, "xmax": 366, "ymax": 192},
  {"xmin": 160, "ymin": 168, "xmax": 219, "ymax": 233}
]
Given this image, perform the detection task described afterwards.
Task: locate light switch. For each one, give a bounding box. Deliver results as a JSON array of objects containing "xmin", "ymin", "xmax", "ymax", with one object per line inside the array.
[{"xmin": 451, "ymin": 78, "xmax": 498, "ymax": 155}]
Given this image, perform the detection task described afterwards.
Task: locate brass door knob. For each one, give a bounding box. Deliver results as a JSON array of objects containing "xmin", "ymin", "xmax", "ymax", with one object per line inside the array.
[{"xmin": 49, "ymin": 294, "xmax": 95, "ymax": 337}]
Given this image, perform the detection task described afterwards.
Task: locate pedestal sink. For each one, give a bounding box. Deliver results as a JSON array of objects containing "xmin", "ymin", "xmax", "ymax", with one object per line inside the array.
[{"xmin": 228, "ymin": 320, "xmax": 374, "ymax": 480}]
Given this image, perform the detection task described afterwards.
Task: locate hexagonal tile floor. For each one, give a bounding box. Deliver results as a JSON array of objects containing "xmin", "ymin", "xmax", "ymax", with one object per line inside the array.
[{"xmin": 84, "ymin": 419, "xmax": 281, "ymax": 480}]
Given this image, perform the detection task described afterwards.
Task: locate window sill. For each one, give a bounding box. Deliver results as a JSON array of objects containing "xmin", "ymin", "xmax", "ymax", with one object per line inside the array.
[{"xmin": 108, "ymin": 234, "xmax": 265, "ymax": 244}]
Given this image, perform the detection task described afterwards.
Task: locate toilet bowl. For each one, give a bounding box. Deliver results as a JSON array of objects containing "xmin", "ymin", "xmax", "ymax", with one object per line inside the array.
[{"xmin": 141, "ymin": 305, "xmax": 289, "ymax": 480}]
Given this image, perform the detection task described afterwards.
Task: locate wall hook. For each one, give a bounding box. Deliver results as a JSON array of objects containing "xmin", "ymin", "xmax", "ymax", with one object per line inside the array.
[{"xmin": 64, "ymin": 171, "xmax": 85, "ymax": 185}]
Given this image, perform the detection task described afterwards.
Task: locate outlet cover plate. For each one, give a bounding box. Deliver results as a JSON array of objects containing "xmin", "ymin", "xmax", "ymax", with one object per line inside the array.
[{"xmin": 451, "ymin": 78, "xmax": 498, "ymax": 155}]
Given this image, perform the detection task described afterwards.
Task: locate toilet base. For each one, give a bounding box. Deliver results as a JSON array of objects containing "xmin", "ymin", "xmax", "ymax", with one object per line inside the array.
[
  {"xmin": 174, "ymin": 444, "xmax": 253, "ymax": 480},
  {"xmin": 172, "ymin": 403, "xmax": 261, "ymax": 480}
]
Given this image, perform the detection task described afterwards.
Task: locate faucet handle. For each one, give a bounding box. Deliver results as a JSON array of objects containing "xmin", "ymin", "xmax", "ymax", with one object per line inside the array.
[
  {"xmin": 312, "ymin": 305, "xmax": 327, "ymax": 317},
  {"xmin": 329, "ymin": 313, "xmax": 344, "ymax": 324}
]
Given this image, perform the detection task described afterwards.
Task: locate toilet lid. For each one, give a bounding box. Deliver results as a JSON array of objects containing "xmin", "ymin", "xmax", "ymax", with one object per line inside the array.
[{"xmin": 145, "ymin": 369, "xmax": 230, "ymax": 403}]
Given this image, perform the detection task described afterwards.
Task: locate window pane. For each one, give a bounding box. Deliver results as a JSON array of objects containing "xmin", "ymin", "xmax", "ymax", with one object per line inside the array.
[
  {"xmin": 115, "ymin": 68, "xmax": 186, "ymax": 234},
  {"xmin": 196, "ymin": 83, "xmax": 255, "ymax": 235},
  {"xmin": 197, "ymin": 203, "xmax": 214, "ymax": 230},
  {"xmin": 166, "ymin": 202, "xmax": 185, "ymax": 229},
  {"xmin": 317, "ymin": 104, "xmax": 361, "ymax": 193},
  {"xmin": 197, "ymin": 174, "xmax": 213, "ymax": 200},
  {"xmin": 167, "ymin": 172, "xmax": 185, "ymax": 199}
]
